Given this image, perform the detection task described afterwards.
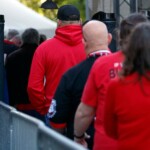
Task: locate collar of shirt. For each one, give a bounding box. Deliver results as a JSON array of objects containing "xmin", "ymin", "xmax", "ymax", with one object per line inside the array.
[{"xmin": 88, "ymin": 50, "xmax": 111, "ymax": 58}]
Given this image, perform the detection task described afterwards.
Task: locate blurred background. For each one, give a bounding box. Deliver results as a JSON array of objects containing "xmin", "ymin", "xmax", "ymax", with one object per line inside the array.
[
  {"xmin": 19, "ymin": 0, "xmax": 86, "ymax": 21},
  {"xmin": 1, "ymin": 0, "xmax": 150, "ymax": 40}
]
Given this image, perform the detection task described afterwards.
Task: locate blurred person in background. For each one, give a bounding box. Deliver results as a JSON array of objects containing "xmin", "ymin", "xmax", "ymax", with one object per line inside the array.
[
  {"xmin": 4, "ymin": 29, "xmax": 19, "ymax": 56},
  {"xmin": 3, "ymin": 29, "xmax": 20, "ymax": 104},
  {"xmin": 39, "ymin": 34, "xmax": 47, "ymax": 44},
  {"xmin": 6, "ymin": 29, "xmax": 19, "ymax": 41},
  {"xmin": 11, "ymin": 34, "xmax": 22, "ymax": 47},
  {"xmin": 5, "ymin": 28, "xmax": 45, "ymax": 122}
]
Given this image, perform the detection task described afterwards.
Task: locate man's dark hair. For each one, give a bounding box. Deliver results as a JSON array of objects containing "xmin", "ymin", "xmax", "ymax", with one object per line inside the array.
[
  {"xmin": 122, "ymin": 22, "xmax": 150, "ymax": 79},
  {"xmin": 22, "ymin": 28, "xmax": 40, "ymax": 45}
]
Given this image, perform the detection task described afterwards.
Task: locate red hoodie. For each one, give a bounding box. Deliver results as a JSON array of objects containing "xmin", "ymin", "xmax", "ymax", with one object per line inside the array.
[{"xmin": 27, "ymin": 25, "xmax": 86, "ymax": 115}]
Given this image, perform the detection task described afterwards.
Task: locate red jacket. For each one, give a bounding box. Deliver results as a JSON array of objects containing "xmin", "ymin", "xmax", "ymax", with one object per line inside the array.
[{"xmin": 27, "ymin": 25, "xmax": 86, "ymax": 115}]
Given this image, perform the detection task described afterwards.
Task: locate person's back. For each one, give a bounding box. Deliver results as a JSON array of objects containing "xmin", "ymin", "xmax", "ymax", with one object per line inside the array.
[
  {"xmin": 104, "ymin": 22, "xmax": 150, "ymax": 150},
  {"xmin": 27, "ymin": 5, "xmax": 86, "ymax": 115},
  {"xmin": 5, "ymin": 28, "xmax": 45, "ymax": 121}
]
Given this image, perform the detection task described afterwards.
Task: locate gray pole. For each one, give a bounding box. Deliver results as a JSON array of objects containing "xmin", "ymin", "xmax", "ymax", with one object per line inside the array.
[
  {"xmin": 0, "ymin": 15, "xmax": 5, "ymax": 101},
  {"xmin": 113, "ymin": 0, "xmax": 120, "ymax": 27},
  {"xmin": 130, "ymin": 0, "xmax": 138, "ymax": 13},
  {"xmin": 85, "ymin": 0, "xmax": 90, "ymax": 20}
]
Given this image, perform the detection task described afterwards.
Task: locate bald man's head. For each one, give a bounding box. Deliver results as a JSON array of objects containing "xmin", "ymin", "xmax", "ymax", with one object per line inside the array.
[{"xmin": 82, "ymin": 20, "xmax": 112, "ymax": 54}]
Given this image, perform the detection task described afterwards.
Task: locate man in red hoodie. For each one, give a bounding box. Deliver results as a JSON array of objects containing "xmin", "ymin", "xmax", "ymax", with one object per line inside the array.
[{"xmin": 27, "ymin": 5, "xmax": 86, "ymax": 116}]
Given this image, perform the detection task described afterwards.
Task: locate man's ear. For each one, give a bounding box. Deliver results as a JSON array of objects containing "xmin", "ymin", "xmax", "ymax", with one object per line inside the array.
[
  {"xmin": 82, "ymin": 37, "xmax": 86, "ymax": 46},
  {"xmin": 108, "ymin": 33, "xmax": 112, "ymax": 45}
]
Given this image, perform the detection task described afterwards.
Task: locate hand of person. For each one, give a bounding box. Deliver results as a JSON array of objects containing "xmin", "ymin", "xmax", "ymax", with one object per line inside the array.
[
  {"xmin": 74, "ymin": 133, "xmax": 90, "ymax": 148},
  {"xmin": 74, "ymin": 137, "xmax": 88, "ymax": 148}
]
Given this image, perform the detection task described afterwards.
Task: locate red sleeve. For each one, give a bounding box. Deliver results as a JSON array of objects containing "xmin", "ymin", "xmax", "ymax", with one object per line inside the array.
[
  {"xmin": 104, "ymin": 79, "xmax": 118, "ymax": 139},
  {"xmin": 27, "ymin": 46, "xmax": 49, "ymax": 115}
]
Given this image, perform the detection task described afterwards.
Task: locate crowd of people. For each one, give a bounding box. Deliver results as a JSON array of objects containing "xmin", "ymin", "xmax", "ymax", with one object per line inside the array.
[{"xmin": 3, "ymin": 4, "xmax": 150, "ymax": 150}]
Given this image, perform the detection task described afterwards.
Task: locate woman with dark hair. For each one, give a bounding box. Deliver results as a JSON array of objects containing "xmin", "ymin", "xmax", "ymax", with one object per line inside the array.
[
  {"xmin": 104, "ymin": 22, "xmax": 150, "ymax": 150},
  {"xmin": 119, "ymin": 13, "xmax": 148, "ymax": 51}
]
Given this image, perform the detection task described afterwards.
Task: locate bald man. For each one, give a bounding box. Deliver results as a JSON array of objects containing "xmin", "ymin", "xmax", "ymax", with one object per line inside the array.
[
  {"xmin": 74, "ymin": 20, "xmax": 118, "ymax": 150},
  {"xmin": 74, "ymin": 22, "xmax": 118, "ymax": 150},
  {"xmin": 48, "ymin": 20, "xmax": 112, "ymax": 149}
]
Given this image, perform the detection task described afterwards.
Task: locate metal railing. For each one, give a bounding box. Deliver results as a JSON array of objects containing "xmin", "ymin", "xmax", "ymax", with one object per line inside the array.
[
  {"xmin": 0, "ymin": 101, "xmax": 87, "ymax": 150},
  {"xmin": 0, "ymin": 102, "xmax": 15, "ymax": 150}
]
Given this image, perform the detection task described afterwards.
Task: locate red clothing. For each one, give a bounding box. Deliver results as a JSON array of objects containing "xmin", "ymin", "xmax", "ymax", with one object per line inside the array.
[
  {"xmin": 27, "ymin": 25, "xmax": 86, "ymax": 115},
  {"xmin": 104, "ymin": 73, "xmax": 150, "ymax": 150},
  {"xmin": 82, "ymin": 51, "xmax": 124, "ymax": 150},
  {"xmin": 4, "ymin": 39, "xmax": 15, "ymax": 45}
]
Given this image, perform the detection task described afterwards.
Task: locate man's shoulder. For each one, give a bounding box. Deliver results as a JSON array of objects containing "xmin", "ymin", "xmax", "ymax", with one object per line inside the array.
[
  {"xmin": 64, "ymin": 60, "xmax": 86, "ymax": 77},
  {"xmin": 7, "ymin": 48, "xmax": 21, "ymax": 59},
  {"xmin": 94, "ymin": 51, "xmax": 123, "ymax": 65}
]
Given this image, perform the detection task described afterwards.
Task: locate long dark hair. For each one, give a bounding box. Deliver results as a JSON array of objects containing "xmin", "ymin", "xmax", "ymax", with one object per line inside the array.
[
  {"xmin": 122, "ymin": 22, "xmax": 150, "ymax": 79},
  {"xmin": 119, "ymin": 13, "xmax": 148, "ymax": 51}
]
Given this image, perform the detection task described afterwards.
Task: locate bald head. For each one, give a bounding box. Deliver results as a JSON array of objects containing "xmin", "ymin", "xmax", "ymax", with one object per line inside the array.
[{"xmin": 82, "ymin": 20, "xmax": 111, "ymax": 54}]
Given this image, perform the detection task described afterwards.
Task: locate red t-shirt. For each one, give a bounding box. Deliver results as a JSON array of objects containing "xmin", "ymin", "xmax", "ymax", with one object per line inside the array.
[
  {"xmin": 82, "ymin": 51, "xmax": 124, "ymax": 150},
  {"xmin": 104, "ymin": 73, "xmax": 150, "ymax": 150}
]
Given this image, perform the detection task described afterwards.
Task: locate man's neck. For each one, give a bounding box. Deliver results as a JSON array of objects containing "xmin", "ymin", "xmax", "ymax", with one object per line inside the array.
[{"xmin": 87, "ymin": 45, "xmax": 109, "ymax": 55}]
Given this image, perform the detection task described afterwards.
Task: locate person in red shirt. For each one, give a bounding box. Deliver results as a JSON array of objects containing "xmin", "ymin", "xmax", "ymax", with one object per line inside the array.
[
  {"xmin": 27, "ymin": 5, "xmax": 86, "ymax": 115},
  {"xmin": 74, "ymin": 13, "xmax": 148, "ymax": 150},
  {"xmin": 104, "ymin": 22, "xmax": 150, "ymax": 150}
]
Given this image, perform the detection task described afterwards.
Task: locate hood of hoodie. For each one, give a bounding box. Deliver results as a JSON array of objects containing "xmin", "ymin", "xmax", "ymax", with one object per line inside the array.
[{"xmin": 54, "ymin": 25, "xmax": 83, "ymax": 46}]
